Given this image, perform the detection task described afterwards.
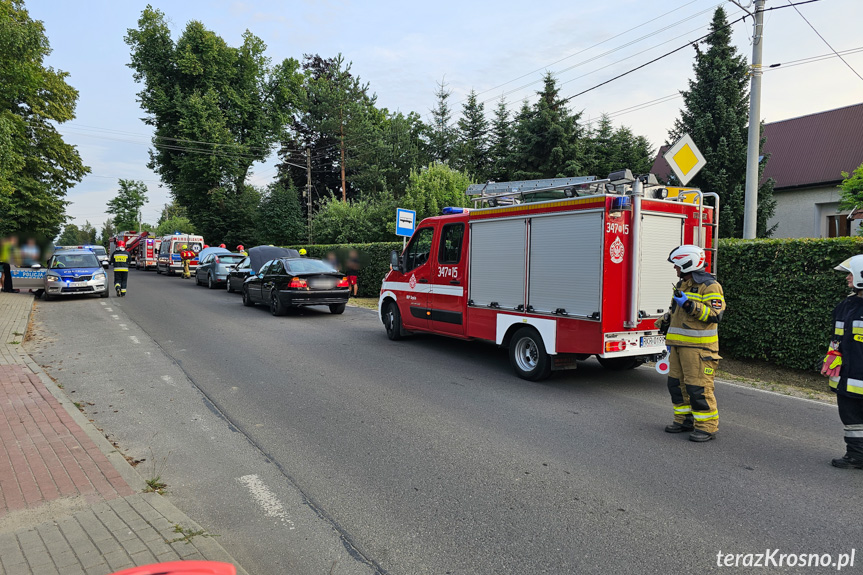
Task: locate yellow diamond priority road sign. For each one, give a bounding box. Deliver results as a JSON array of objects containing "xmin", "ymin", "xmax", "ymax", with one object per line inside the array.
[{"xmin": 663, "ymin": 133, "xmax": 706, "ymax": 186}]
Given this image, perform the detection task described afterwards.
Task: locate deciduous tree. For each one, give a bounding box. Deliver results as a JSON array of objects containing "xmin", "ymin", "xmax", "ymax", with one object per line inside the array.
[
  {"xmin": 0, "ymin": 0, "xmax": 89, "ymax": 238},
  {"xmin": 125, "ymin": 7, "xmax": 303, "ymax": 242},
  {"xmin": 106, "ymin": 179, "xmax": 148, "ymax": 231}
]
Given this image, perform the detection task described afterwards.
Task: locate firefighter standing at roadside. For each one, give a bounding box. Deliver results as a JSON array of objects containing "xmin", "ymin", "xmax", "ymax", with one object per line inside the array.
[
  {"xmin": 179, "ymin": 244, "xmax": 195, "ymax": 279},
  {"xmin": 656, "ymin": 245, "xmax": 725, "ymax": 442},
  {"xmin": 110, "ymin": 241, "xmax": 130, "ymax": 296},
  {"xmin": 821, "ymin": 255, "xmax": 863, "ymax": 469}
]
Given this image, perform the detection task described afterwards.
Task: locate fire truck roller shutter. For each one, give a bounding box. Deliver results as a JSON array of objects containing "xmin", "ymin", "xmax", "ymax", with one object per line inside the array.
[
  {"xmin": 528, "ymin": 211, "xmax": 603, "ymax": 317},
  {"xmin": 639, "ymin": 213, "xmax": 685, "ymax": 316},
  {"xmin": 469, "ymin": 218, "xmax": 527, "ymax": 310}
]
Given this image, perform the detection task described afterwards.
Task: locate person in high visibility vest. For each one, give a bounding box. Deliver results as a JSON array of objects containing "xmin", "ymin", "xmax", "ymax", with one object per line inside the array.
[
  {"xmin": 236, "ymin": 245, "xmax": 247, "ymax": 256},
  {"xmin": 110, "ymin": 241, "xmax": 130, "ymax": 296},
  {"xmin": 179, "ymin": 244, "xmax": 195, "ymax": 279},
  {"xmin": 823, "ymin": 255, "xmax": 863, "ymax": 469},
  {"xmin": 657, "ymin": 245, "xmax": 726, "ymax": 442}
]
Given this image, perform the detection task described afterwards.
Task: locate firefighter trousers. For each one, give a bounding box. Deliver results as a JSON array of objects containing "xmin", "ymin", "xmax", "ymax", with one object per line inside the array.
[
  {"xmin": 667, "ymin": 346, "xmax": 720, "ymax": 433},
  {"xmin": 182, "ymin": 260, "xmax": 190, "ymax": 278},
  {"xmin": 837, "ymin": 394, "xmax": 863, "ymax": 460},
  {"xmin": 114, "ymin": 271, "xmax": 128, "ymax": 295}
]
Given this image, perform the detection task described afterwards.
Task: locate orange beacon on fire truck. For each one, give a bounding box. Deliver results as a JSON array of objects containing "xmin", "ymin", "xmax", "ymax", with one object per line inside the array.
[{"xmin": 379, "ymin": 171, "xmax": 718, "ymax": 381}]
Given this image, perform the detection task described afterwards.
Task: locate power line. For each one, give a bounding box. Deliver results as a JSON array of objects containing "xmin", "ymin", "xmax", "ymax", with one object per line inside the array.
[
  {"xmin": 785, "ymin": 0, "xmax": 863, "ymax": 82},
  {"xmin": 558, "ymin": 0, "xmax": 823, "ymax": 106},
  {"xmin": 469, "ymin": 0, "xmax": 714, "ymax": 102}
]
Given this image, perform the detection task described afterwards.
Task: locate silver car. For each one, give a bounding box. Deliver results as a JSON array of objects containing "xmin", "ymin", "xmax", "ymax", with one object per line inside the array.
[
  {"xmin": 43, "ymin": 249, "xmax": 109, "ymax": 300},
  {"xmin": 195, "ymin": 252, "xmax": 245, "ymax": 289}
]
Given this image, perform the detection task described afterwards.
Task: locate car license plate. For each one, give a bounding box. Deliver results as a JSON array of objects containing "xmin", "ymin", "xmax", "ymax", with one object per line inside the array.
[
  {"xmin": 641, "ymin": 334, "xmax": 664, "ymax": 348},
  {"xmin": 68, "ymin": 281, "xmax": 87, "ymax": 287}
]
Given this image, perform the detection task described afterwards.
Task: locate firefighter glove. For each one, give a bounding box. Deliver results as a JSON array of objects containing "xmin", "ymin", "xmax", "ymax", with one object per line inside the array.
[
  {"xmin": 672, "ymin": 291, "xmax": 689, "ymax": 307},
  {"xmin": 821, "ymin": 350, "xmax": 842, "ymax": 378}
]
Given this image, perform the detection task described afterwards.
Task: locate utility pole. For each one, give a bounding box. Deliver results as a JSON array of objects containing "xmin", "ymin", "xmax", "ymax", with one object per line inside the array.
[
  {"xmin": 741, "ymin": 0, "xmax": 766, "ymax": 239},
  {"xmin": 306, "ymin": 147, "xmax": 312, "ymax": 244}
]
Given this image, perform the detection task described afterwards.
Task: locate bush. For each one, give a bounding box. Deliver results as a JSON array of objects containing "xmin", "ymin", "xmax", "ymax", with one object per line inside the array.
[
  {"xmin": 286, "ymin": 241, "xmax": 402, "ymax": 298},
  {"xmin": 718, "ymin": 237, "xmax": 863, "ymax": 371}
]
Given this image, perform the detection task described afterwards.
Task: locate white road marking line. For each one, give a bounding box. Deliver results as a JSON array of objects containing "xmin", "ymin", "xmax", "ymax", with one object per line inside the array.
[
  {"xmin": 111, "ymin": 315, "xmax": 119, "ymax": 320},
  {"xmin": 99, "ymin": 302, "xmax": 106, "ymax": 306},
  {"xmin": 161, "ymin": 375, "xmax": 175, "ymax": 387},
  {"xmin": 237, "ymin": 474, "xmax": 296, "ymax": 530},
  {"xmin": 105, "ymin": 307, "xmax": 113, "ymax": 312},
  {"xmin": 129, "ymin": 336, "xmax": 140, "ymax": 344}
]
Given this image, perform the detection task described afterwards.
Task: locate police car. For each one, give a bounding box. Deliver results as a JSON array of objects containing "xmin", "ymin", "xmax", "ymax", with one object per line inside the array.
[{"xmin": 43, "ymin": 249, "xmax": 110, "ymax": 300}]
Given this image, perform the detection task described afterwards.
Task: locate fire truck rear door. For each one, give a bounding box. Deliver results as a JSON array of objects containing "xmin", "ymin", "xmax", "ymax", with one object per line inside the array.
[{"xmin": 430, "ymin": 221, "xmax": 467, "ymax": 335}]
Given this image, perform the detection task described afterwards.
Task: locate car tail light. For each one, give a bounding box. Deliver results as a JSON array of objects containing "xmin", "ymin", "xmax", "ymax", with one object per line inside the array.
[
  {"xmin": 288, "ymin": 277, "xmax": 307, "ymax": 288},
  {"xmin": 337, "ymin": 277, "xmax": 349, "ymax": 288},
  {"xmin": 605, "ymin": 341, "xmax": 627, "ymax": 353}
]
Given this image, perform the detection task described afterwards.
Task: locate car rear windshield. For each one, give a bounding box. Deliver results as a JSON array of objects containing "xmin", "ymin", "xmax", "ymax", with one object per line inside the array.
[
  {"xmin": 92, "ymin": 246, "xmax": 107, "ymax": 255},
  {"xmin": 285, "ymin": 259, "xmax": 338, "ymax": 274},
  {"xmin": 50, "ymin": 253, "xmax": 100, "ymax": 269},
  {"xmin": 217, "ymin": 255, "xmax": 245, "ymax": 263}
]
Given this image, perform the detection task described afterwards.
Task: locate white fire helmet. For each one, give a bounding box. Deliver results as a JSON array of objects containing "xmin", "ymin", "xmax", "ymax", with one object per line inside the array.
[
  {"xmin": 835, "ymin": 255, "xmax": 863, "ymax": 289},
  {"xmin": 668, "ymin": 245, "xmax": 706, "ymax": 272}
]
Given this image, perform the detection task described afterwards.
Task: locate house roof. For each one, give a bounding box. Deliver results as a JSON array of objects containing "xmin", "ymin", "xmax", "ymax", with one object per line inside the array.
[{"xmin": 649, "ymin": 103, "xmax": 863, "ymax": 190}]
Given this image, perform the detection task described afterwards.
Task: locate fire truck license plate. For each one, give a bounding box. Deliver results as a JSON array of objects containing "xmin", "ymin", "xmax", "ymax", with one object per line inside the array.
[{"xmin": 641, "ymin": 335, "xmax": 664, "ymax": 348}]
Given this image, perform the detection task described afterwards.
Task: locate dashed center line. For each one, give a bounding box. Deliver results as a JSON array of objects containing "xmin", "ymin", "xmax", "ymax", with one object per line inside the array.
[
  {"xmin": 105, "ymin": 307, "xmax": 113, "ymax": 312},
  {"xmin": 161, "ymin": 375, "xmax": 175, "ymax": 387},
  {"xmin": 111, "ymin": 315, "xmax": 119, "ymax": 320},
  {"xmin": 118, "ymin": 324, "xmax": 129, "ymax": 331},
  {"xmin": 129, "ymin": 336, "xmax": 140, "ymax": 344},
  {"xmin": 237, "ymin": 474, "xmax": 296, "ymax": 530}
]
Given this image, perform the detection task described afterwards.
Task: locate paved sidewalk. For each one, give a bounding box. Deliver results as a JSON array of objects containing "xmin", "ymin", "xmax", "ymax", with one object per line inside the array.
[{"xmin": 0, "ymin": 292, "xmax": 247, "ymax": 575}]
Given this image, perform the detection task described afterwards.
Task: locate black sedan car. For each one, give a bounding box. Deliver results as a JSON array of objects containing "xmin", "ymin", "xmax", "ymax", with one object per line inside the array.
[
  {"xmin": 226, "ymin": 246, "xmax": 298, "ymax": 293},
  {"xmin": 241, "ymin": 256, "xmax": 349, "ymax": 316}
]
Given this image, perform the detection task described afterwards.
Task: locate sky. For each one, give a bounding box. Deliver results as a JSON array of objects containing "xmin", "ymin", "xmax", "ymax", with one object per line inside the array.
[{"xmin": 23, "ymin": 0, "xmax": 863, "ymax": 232}]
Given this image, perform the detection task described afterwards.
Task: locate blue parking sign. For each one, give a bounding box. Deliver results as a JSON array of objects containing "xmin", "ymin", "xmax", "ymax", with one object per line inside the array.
[{"xmin": 396, "ymin": 208, "xmax": 416, "ymax": 238}]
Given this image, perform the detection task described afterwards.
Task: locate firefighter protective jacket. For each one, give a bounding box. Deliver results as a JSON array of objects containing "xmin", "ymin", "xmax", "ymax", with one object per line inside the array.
[
  {"xmin": 829, "ymin": 293, "xmax": 863, "ymax": 398},
  {"xmin": 665, "ymin": 272, "xmax": 725, "ymax": 352},
  {"xmin": 110, "ymin": 249, "xmax": 130, "ymax": 272}
]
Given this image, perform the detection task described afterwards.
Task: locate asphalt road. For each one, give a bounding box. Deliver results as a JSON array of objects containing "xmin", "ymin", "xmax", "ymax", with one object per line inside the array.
[{"xmin": 25, "ymin": 268, "xmax": 863, "ymax": 574}]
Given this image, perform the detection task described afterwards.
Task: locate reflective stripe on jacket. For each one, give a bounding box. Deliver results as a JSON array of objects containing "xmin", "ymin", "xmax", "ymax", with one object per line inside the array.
[
  {"xmin": 110, "ymin": 249, "xmax": 130, "ymax": 272},
  {"xmin": 665, "ymin": 274, "xmax": 725, "ymax": 352},
  {"xmin": 830, "ymin": 294, "xmax": 863, "ymax": 399}
]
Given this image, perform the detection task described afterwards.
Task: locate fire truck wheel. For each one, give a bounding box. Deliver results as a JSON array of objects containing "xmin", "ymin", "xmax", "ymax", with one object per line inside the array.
[
  {"xmin": 596, "ymin": 356, "xmax": 640, "ymax": 370},
  {"xmin": 383, "ymin": 301, "xmax": 403, "ymax": 341},
  {"xmin": 510, "ymin": 327, "xmax": 552, "ymax": 381}
]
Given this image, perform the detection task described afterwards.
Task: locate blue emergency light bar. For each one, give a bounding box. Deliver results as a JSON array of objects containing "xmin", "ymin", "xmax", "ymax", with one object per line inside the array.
[{"xmin": 442, "ymin": 207, "xmax": 466, "ymax": 214}]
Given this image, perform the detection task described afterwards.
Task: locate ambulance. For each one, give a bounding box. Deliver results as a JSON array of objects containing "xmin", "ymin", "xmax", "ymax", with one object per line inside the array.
[
  {"xmin": 155, "ymin": 233, "xmax": 205, "ymax": 275},
  {"xmin": 379, "ymin": 171, "xmax": 718, "ymax": 380}
]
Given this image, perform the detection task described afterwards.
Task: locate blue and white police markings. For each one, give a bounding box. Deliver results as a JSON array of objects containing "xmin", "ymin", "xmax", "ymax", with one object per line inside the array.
[{"xmin": 395, "ymin": 208, "xmax": 416, "ymax": 238}]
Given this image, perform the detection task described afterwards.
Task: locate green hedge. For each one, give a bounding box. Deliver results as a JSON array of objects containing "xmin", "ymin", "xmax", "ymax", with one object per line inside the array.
[
  {"xmin": 288, "ymin": 237, "xmax": 863, "ymax": 372},
  {"xmin": 284, "ymin": 242, "xmax": 403, "ymax": 298},
  {"xmin": 717, "ymin": 237, "xmax": 863, "ymax": 371}
]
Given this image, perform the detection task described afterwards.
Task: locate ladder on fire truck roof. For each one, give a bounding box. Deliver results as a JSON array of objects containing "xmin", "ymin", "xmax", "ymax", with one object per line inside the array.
[{"xmin": 466, "ymin": 172, "xmax": 720, "ymax": 274}]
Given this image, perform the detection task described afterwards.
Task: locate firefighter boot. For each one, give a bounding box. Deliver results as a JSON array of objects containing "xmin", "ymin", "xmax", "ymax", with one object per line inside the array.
[
  {"xmin": 689, "ymin": 429, "xmax": 715, "ymax": 442},
  {"xmin": 831, "ymin": 455, "xmax": 863, "ymax": 469},
  {"xmin": 115, "ymin": 283, "xmax": 121, "ymax": 296},
  {"xmin": 665, "ymin": 420, "xmax": 694, "ymax": 433}
]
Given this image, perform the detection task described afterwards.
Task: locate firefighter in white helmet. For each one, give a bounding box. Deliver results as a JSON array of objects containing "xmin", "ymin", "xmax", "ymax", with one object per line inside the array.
[
  {"xmin": 656, "ymin": 244, "xmax": 726, "ymax": 442},
  {"xmin": 823, "ymin": 255, "xmax": 863, "ymax": 469}
]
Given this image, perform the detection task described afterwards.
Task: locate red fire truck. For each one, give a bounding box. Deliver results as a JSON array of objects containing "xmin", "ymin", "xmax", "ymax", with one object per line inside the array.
[
  {"xmin": 134, "ymin": 235, "xmax": 161, "ymax": 270},
  {"xmin": 110, "ymin": 231, "xmax": 149, "ymax": 265},
  {"xmin": 379, "ymin": 171, "xmax": 718, "ymax": 380}
]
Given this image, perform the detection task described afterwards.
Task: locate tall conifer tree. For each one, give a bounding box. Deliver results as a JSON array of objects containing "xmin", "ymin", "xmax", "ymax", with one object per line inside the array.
[
  {"xmin": 669, "ymin": 6, "xmax": 775, "ymax": 237},
  {"xmin": 454, "ymin": 90, "xmax": 489, "ymax": 180},
  {"xmin": 488, "ymin": 97, "xmax": 513, "ymax": 182}
]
